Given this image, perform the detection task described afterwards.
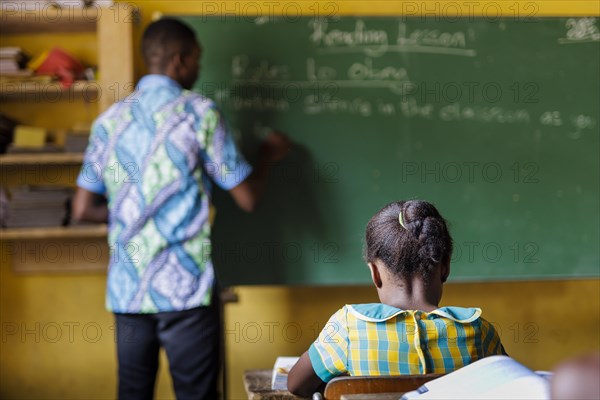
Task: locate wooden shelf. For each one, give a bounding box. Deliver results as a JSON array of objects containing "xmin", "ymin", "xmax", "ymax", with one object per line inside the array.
[
  {"xmin": 0, "ymin": 152, "xmax": 84, "ymax": 166},
  {"xmin": 0, "ymin": 152, "xmax": 84, "ymax": 165},
  {"xmin": 0, "ymin": 8, "xmax": 97, "ymax": 34},
  {"xmin": 0, "ymin": 225, "xmax": 107, "ymax": 241},
  {"xmin": 1, "ymin": 4, "xmax": 135, "ymax": 111},
  {"xmin": 0, "ymin": 80, "xmax": 99, "ymax": 100}
]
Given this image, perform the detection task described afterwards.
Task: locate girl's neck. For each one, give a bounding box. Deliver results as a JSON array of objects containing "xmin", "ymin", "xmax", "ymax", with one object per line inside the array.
[
  {"xmin": 379, "ymin": 275, "xmax": 441, "ymax": 312},
  {"xmin": 381, "ymin": 295, "xmax": 438, "ymax": 312}
]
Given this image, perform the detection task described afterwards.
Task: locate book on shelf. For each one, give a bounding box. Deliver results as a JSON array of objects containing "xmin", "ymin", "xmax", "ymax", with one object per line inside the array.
[
  {"xmin": 0, "ymin": 47, "xmax": 30, "ymax": 63},
  {"xmin": 0, "ymin": 48, "xmax": 22, "ymax": 58},
  {"xmin": 64, "ymin": 133, "xmax": 89, "ymax": 152},
  {"xmin": 0, "ymin": 47, "xmax": 31, "ymax": 76},
  {"xmin": 3, "ymin": 186, "xmax": 73, "ymax": 228},
  {"xmin": 0, "ymin": 121, "xmax": 91, "ymax": 154},
  {"xmin": 65, "ymin": 121, "xmax": 91, "ymax": 152},
  {"xmin": 0, "ymin": 60, "xmax": 27, "ymax": 75}
]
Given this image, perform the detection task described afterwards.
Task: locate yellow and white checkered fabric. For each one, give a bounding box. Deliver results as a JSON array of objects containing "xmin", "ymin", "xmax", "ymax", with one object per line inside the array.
[{"xmin": 308, "ymin": 303, "xmax": 506, "ymax": 382}]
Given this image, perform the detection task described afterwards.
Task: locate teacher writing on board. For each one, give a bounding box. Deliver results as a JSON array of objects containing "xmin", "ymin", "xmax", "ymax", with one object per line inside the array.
[{"xmin": 72, "ymin": 18, "xmax": 290, "ymax": 399}]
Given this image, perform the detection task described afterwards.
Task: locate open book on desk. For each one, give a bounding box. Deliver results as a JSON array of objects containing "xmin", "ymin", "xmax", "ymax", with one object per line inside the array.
[
  {"xmin": 401, "ymin": 355, "xmax": 551, "ymax": 400},
  {"xmin": 271, "ymin": 356, "xmax": 300, "ymax": 391}
]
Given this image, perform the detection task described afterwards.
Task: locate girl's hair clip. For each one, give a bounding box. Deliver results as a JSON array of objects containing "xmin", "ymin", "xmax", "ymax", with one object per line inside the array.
[{"xmin": 399, "ymin": 211, "xmax": 407, "ymax": 230}]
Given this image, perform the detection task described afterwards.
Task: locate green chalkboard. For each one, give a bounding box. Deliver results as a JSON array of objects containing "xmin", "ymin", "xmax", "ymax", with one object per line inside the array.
[{"xmin": 179, "ymin": 15, "xmax": 600, "ymax": 285}]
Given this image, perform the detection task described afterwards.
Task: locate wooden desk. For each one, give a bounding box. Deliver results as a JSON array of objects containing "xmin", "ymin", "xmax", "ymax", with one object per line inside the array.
[
  {"xmin": 340, "ymin": 394, "xmax": 402, "ymax": 400},
  {"xmin": 243, "ymin": 369, "xmax": 309, "ymax": 400}
]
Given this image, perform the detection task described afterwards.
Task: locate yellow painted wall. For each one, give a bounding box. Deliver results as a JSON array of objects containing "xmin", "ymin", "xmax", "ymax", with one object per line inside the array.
[
  {"xmin": 2, "ymin": 1, "xmax": 599, "ymax": 399},
  {"xmin": 0, "ymin": 243, "xmax": 175, "ymax": 399}
]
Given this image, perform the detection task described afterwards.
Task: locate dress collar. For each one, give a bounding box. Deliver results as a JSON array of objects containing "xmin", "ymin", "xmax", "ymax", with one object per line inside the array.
[{"xmin": 347, "ymin": 303, "xmax": 482, "ymax": 323}]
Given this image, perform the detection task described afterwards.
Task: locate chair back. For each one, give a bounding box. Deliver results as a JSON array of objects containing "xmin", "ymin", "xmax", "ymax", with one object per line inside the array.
[{"xmin": 323, "ymin": 374, "xmax": 444, "ymax": 400}]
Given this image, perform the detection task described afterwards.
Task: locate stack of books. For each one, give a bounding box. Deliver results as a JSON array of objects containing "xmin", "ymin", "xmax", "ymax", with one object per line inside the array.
[
  {"xmin": 65, "ymin": 122, "xmax": 91, "ymax": 152},
  {"xmin": 4, "ymin": 186, "xmax": 73, "ymax": 228},
  {"xmin": 0, "ymin": 47, "xmax": 32, "ymax": 78}
]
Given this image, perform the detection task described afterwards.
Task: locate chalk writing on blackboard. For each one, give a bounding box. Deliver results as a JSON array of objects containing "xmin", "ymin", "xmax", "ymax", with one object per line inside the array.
[
  {"xmin": 558, "ymin": 17, "xmax": 600, "ymax": 44},
  {"xmin": 230, "ymin": 55, "xmax": 413, "ymax": 94},
  {"xmin": 310, "ymin": 19, "xmax": 476, "ymax": 57}
]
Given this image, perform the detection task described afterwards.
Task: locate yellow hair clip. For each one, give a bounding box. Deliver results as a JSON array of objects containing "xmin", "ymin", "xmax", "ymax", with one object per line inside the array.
[{"xmin": 399, "ymin": 211, "xmax": 407, "ymax": 230}]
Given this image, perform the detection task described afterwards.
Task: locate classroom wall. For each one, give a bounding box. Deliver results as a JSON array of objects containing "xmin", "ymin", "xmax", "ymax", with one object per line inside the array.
[
  {"xmin": 0, "ymin": 244, "xmax": 175, "ymax": 399},
  {"xmin": 1, "ymin": 1, "xmax": 599, "ymax": 399},
  {"xmin": 1, "ymin": 251, "xmax": 599, "ymax": 399}
]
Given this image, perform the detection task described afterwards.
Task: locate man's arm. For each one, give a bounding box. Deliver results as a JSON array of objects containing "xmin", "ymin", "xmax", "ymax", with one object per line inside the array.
[
  {"xmin": 229, "ymin": 131, "xmax": 290, "ymax": 212},
  {"xmin": 72, "ymin": 188, "xmax": 109, "ymax": 223}
]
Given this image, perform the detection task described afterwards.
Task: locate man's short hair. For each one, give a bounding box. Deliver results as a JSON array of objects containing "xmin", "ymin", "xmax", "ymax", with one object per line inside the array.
[{"xmin": 142, "ymin": 18, "xmax": 198, "ymax": 70}]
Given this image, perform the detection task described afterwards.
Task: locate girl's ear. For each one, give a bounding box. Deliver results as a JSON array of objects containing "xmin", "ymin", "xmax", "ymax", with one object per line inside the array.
[
  {"xmin": 440, "ymin": 258, "xmax": 450, "ymax": 283},
  {"xmin": 368, "ymin": 262, "xmax": 383, "ymax": 289}
]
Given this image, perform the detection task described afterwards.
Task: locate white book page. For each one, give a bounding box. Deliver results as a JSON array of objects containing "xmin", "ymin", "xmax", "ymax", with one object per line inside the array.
[
  {"xmin": 474, "ymin": 375, "xmax": 550, "ymax": 399},
  {"xmin": 401, "ymin": 356, "xmax": 549, "ymax": 399},
  {"xmin": 271, "ymin": 356, "xmax": 300, "ymax": 390}
]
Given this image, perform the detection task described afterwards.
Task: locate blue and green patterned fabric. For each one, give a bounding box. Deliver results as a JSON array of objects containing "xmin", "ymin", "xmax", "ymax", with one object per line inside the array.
[{"xmin": 77, "ymin": 75, "xmax": 252, "ymax": 313}]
